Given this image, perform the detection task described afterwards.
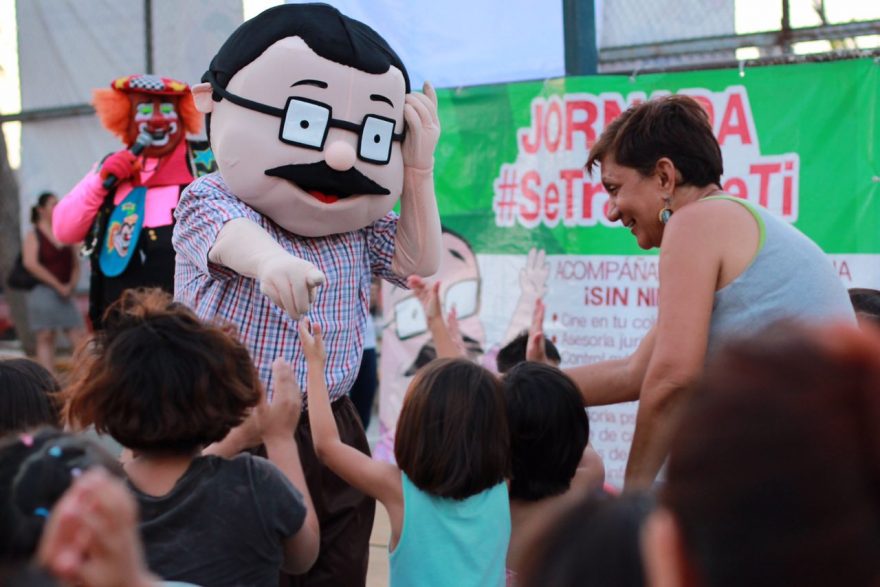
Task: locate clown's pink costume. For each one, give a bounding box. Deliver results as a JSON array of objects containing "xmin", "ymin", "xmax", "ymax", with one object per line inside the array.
[{"xmin": 53, "ymin": 74, "xmax": 215, "ymax": 327}]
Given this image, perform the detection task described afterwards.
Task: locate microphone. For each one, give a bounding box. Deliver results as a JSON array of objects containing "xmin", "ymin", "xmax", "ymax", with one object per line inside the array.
[{"xmin": 102, "ymin": 130, "xmax": 155, "ymax": 190}]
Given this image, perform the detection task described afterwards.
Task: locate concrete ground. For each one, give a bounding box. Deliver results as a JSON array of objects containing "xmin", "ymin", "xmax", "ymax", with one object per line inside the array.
[
  {"xmin": 367, "ymin": 505, "xmax": 391, "ymax": 586},
  {"xmin": 364, "ymin": 410, "xmax": 391, "ymax": 586}
]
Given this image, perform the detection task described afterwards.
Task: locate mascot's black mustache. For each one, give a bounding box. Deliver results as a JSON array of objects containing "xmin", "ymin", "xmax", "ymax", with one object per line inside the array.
[{"xmin": 265, "ymin": 161, "xmax": 390, "ymax": 197}]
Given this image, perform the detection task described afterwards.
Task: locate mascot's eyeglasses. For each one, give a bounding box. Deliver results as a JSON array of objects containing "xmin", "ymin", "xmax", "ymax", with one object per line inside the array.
[{"xmin": 205, "ymin": 73, "xmax": 404, "ymax": 165}]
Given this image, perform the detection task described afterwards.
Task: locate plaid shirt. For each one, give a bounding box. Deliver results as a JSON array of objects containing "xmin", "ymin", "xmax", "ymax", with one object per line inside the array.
[{"xmin": 173, "ymin": 172, "xmax": 406, "ymax": 400}]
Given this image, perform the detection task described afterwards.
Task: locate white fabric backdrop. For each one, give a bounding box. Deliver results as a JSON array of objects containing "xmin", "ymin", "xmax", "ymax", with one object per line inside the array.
[
  {"xmin": 16, "ymin": 0, "xmax": 241, "ymax": 225},
  {"xmin": 286, "ymin": 0, "xmax": 567, "ymax": 89}
]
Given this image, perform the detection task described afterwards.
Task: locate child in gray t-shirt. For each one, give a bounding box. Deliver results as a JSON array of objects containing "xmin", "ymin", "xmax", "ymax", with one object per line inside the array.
[{"xmin": 62, "ymin": 289, "xmax": 319, "ymax": 586}]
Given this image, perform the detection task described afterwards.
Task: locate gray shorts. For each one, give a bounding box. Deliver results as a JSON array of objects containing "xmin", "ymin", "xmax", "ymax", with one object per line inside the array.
[{"xmin": 27, "ymin": 284, "xmax": 84, "ymax": 332}]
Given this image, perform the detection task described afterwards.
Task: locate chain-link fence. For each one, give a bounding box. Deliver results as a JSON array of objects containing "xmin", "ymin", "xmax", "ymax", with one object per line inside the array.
[{"xmin": 597, "ymin": 0, "xmax": 880, "ymax": 73}]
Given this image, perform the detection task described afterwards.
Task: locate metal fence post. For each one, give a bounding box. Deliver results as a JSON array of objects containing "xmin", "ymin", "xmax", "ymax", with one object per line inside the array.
[{"xmin": 563, "ymin": 0, "xmax": 598, "ymax": 76}]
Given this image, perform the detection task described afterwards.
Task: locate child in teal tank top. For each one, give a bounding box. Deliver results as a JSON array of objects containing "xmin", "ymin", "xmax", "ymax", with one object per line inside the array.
[{"xmin": 299, "ymin": 318, "xmax": 511, "ymax": 587}]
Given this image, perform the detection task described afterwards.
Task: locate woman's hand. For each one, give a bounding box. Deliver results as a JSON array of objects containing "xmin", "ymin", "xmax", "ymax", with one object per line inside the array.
[{"xmin": 57, "ymin": 282, "xmax": 74, "ymax": 298}]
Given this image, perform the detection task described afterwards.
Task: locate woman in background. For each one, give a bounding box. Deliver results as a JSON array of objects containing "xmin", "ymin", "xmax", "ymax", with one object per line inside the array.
[{"xmin": 21, "ymin": 192, "xmax": 87, "ymax": 374}]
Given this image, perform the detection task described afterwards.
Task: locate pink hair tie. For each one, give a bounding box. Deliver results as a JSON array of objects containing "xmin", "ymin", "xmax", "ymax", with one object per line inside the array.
[{"xmin": 20, "ymin": 434, "xmax": 34, "ymax": 447}]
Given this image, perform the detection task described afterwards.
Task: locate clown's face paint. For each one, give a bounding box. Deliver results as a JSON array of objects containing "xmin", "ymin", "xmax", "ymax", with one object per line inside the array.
[
  {"xmin": 127, "ymin": 94, "xmax": 183, "ymax": 158},
  {"xmin": 195, "ymin": 36, "xmax": 406, "ymax": 237}
]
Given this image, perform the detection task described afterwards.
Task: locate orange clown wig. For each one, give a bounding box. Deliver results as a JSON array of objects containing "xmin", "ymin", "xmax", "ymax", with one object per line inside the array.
[{"xmin": 92, "ymin": 74, "xmax": 201, "ymax": 144}]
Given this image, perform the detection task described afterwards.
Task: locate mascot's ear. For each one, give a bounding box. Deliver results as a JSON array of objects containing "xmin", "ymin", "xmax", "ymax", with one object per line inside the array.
[{"xmin": 192, "ymin": 82, "xmax": 214, "ymax": 114}]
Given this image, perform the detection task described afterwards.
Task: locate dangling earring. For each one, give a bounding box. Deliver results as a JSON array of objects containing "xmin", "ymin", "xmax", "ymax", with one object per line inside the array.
[{"xmin": 658, "ymin": 196, "xmax": 673, "ymax": 224}]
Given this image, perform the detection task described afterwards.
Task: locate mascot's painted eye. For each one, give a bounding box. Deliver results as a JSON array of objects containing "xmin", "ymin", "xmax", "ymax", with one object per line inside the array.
[
  {"xmin": 281, "ymin": 98, "xmax": 330, "ymax": 148},
  {"xmin": 358, "ymin": 116, "xmax": 394, "ymax": 163}
]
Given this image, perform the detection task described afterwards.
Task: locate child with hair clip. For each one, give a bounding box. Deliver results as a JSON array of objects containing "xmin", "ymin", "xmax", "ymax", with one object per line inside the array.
[
  {"xmin": 0, "ymin": 428, "xmax": 122, "ymax": 566},
  {"xmin": 299, "ymin": 317, "xmax": 511, "ymax": 587},
  {"xmin": 62, "ymin": 289, "xmax": 319, "ymax": 587}
]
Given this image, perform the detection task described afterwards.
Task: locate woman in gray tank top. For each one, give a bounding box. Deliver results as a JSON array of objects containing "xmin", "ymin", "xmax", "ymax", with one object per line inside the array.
[{"xmin": 528, "ymin": 95, "xmax": 854, "ymax": 491}]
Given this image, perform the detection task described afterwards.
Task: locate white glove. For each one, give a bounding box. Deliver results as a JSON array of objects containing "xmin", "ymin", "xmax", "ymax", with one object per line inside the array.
[
  {"xmin": 402, "ymin": 82, "xmax": 441, "ymax": 171},
  {"xmin": 257, "ymin": 251, "xmax": 326, "ymax": 318},
  {"xmin": 209, "ymin": 218, "xmax": 326, "ymax": 319}
]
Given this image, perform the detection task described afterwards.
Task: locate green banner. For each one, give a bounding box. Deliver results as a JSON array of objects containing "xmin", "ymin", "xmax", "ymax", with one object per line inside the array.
[{"xmin": 433, "ymin": 58, "xmax": 880, "ymax": 255}]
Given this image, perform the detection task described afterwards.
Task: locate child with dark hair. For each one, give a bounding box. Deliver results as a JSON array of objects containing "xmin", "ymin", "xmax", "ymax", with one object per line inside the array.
[
  {"xmin": 300, "ymin": 317, "xmax": 510, "ymax": 586},
  {"xmin": 644, "ymin": 322, "xmax": 880, "ymax": 587},
  {"xmin": 0, "ymin": 430, "xmax": 171, "ymax": 587},
  {"xmin": 0, "ymin": 428, "xmax": 122, "ymax": 565},
  {"xmin": 521, "ymin": 490, "xmax": 653, "ymax": 587},
  {"xmin": 22, "ymin": 191, "xmax": 86, "ymax": 374},
  {"xmin": 0, "ymin": 359, "xmax": 61, "ymax": 435},
  {"xmin": 36, "ymin": 467, "xmax": 163, "ymax": 587},
  {"xmin": 62, "ymin": 288, "xmax": 319, "ymax": 586},
  {"xmin": 496, "ymin": 330, "xmax": 561, "ymax": 374},
  {"xmin": 849, "ymin": 287, "xmax": 880, "ymax": 328},
  {"xmin": 502, "ymin": 362, "xmax": 605, "ymax": 581}
]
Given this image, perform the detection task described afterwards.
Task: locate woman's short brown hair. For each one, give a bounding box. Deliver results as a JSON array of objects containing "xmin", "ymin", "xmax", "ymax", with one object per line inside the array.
[
  {"xmin": 586, "ymin": 95, "xmax": 723, "ymax": 187},
  {"xmin": 62, "ymin": 288, "xmax": 261, "ymax": 453},
  {"xmin": 395, "ymin": 358, "xmax": 510, "ymax": 500}
]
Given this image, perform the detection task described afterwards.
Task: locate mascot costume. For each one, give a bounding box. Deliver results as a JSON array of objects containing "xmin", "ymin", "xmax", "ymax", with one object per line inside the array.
[
  {"xmin": 53, "ymin": 74, "xmax": 215, "ymax": 328},
  {"xmin": 173, "ymin": 4, "xmax": 442, "ymax": 585}
]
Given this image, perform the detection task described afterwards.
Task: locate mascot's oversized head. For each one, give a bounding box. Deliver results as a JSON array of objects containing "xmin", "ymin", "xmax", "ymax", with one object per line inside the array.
[
  {"xmin": 92, "ymin": 74, "xmax": 201, "ymax": 159},
  {"xmin": 192, "ymin": 3, "xmax": 411, "ymax": 237}
]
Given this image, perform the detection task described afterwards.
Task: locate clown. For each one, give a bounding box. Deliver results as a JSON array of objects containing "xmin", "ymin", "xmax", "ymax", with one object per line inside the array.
[
  {"xmin": 53, "ymin": 74, "xmax": 215, "ymax": 328},
  {"xmin": 172, "ymin": 4, "xmax": 441, "ymax": 585}
]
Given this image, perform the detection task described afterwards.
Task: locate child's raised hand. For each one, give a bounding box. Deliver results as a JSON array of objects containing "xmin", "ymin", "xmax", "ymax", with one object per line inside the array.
[
  {"xmin": 298, "ymin": 317, "xmax": 326, "ymax": 365},
  {"xmin": 407, "ymin": 275, "xmax": 442, "ymax": 321},
  {"xmin": 525, "ymin": 297, "xmax": 551, "ymax": 364},
  {"xmin": 447, "ymin": 306, "xmax": 468, "ymax": 357},
  {"xmin": 38, "ymin": 468, "xmax": 158, "ymax": 587},
  {"xmin": 258, "ymin": 358, "xmax": 303, "ymax": 440}
]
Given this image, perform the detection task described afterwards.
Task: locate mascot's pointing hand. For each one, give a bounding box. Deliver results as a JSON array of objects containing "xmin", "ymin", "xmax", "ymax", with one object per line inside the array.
[
  {"xmin": 257, "ymin": 252, "xmax": 326, "ymax": 319},
  {"xmin": 402, "ymin": 82, "xmax": 440, "ymax": 172}
]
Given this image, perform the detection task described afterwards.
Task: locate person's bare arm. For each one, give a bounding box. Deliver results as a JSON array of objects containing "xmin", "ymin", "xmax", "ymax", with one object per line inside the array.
[
  {"xmin": 300, "ymin": 318, "xmax": 403, "ymax": 512},
  {"xmin": 409, "ymin": 275, "xmax": 465, "ymax": 359},
  {"xmin": 522, "ymin": 296, "xmax": 655, "ymax": 406},
  {"xmin": 67, "ymin": 245, "xmax": 82, "ymax": 292},
  {"xmin": 22, "ymin": 231, "xmax": 66, "ymax": 294},
  {"xmin": 261, "ymin": 358, "xmax": 319, "ymax": 574},
  {"xmin": 577, "ymin": 443, "xmax": 606, "ymax": 491},
  {"xmin": 565, "ymin": 327, "xmax": 656, "ymax": 406},
  {"xmin": 624, "ymin": 206, "xmax": 720, "ymax": 490}
]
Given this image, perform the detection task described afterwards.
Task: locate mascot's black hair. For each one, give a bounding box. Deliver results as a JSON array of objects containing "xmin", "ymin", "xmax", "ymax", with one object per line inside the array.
[{"xmin": 203, "ymin": 2, "xmax": 410, "ymax": 94}]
